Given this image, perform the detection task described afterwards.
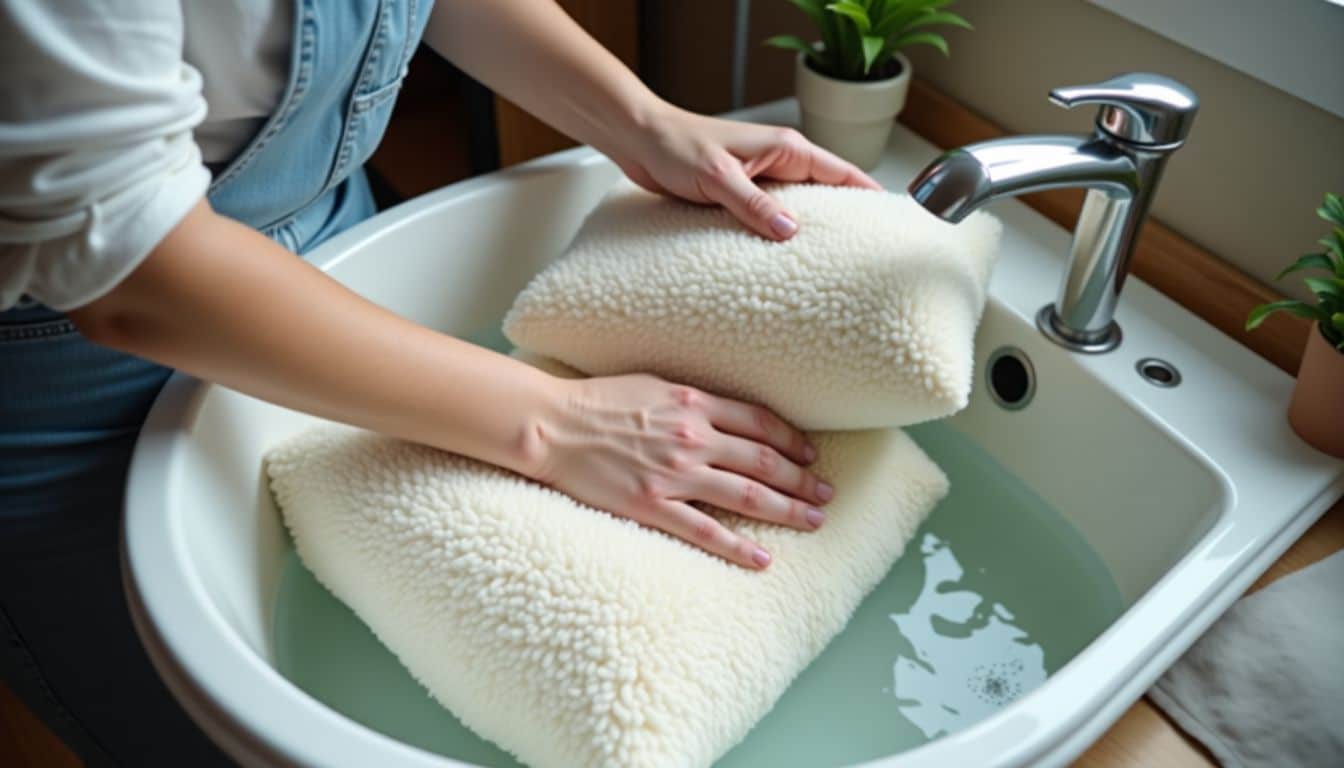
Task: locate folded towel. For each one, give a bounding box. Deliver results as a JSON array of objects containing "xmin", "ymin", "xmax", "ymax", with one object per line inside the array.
[
  {"xmin": 1149, "ymin": 549, "xmax": 1344, "ymax": 768},
  {"xmin": 504, "ymin": 183, "xmax": 1002, "ymax": 430},
  {"xmin": 266, "ymin": 417, "xmax": 947, "ymax": 768}
]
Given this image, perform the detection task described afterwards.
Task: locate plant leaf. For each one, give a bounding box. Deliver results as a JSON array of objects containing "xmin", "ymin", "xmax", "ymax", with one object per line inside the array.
[
  {"xmin": 1245, "ymin": 300, "xmax": 1328, "ymax": 331},
  {"xmin": 818, "ymin": 6, "xmax": 844, "ymax": 76},
  {"xmin": 874, "ymin": 7, "xmax": 925, "ymax": 37},
  {"xmin": 764, "ymin": 34, "xmax": 826, "ymax": 65},
  {"xmin": 1321, "ymin": 192, "xmax": 1344, "ymax": 228},
  {"xmin": 860, "ymin": 34, "xmax": 885, "ymax": 73},
  {"xmin": 784, "ymin": 0, "xmax": 828, "ymax": 26},
  {"xmin": 831, "ymin": 4, "xmax": 864, "ymax": 77},
  {"xmin": 873, "ymin": 0, "xmax": 957, "ymax": 38},
  {"xmin": 1325, "ymin": 229, "xmax": 1344, "ymax": 252},
  {"xmin": 889, "ymin": 30, "xmax": 950, "ymax": 56},
  {"xmin": 905, "ymin": 10, "xmax": 974, "ymax": 32},
  {"xmin": 1275, "ymin": 252, "xmax": 1336, "ymax": 280},
  {"xmin": 773, "ymin": 0, "xmax": 843, "ymax": 75},
  {"xmin": 826, "ymin": 1, "xmax": 872, "ymax": 34},
  {"xmin": 802, "ymin": 0, "xmax": 971, "ymax": 78},
  {"xmin": 1303, "ymin": 275, "xmax": 1344, "ymax": 303}
]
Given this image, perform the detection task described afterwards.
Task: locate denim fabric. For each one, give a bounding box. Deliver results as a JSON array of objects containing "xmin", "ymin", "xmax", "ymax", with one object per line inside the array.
[{"xmin": 0, "ymin": 1, "xmax": 433, "ymax": 765}]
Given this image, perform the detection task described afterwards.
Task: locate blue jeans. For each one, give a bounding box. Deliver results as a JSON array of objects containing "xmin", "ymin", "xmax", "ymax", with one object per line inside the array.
[{"xmin": 0, "ymin": 1, "xmax": 433, "ymax": 764}]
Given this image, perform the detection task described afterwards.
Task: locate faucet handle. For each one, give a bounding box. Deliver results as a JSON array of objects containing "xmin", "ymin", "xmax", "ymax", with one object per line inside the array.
[{"xmin": 1049, "ymin": 73, "xmax": 1198, "ymax": 147}]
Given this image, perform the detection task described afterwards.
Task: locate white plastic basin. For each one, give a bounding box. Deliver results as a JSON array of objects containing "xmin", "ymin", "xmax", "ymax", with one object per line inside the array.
[{"xmin": 123, "ymin": 101, "xmax": 1344, "ymax": 767}]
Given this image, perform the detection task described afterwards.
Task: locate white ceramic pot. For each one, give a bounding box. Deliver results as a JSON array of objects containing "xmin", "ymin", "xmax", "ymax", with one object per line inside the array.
[{"xmin": 796, "ymin": 51, "xmax": 911, "ymax": 171}]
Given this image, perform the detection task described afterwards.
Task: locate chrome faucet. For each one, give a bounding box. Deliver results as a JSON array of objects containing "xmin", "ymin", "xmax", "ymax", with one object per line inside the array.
[{"xmin": 908, "ymin": 73, "xmax": 1198, "ymax": 353}]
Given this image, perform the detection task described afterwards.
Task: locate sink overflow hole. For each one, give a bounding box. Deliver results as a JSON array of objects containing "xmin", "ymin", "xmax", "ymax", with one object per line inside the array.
[
  {"xmin": 986, "ymin": 347, "xmax": 1035, "ymax": 411},
  {"xmin": 1136, "ymin": 357, "xmax": 1181, "ymax": 387}
]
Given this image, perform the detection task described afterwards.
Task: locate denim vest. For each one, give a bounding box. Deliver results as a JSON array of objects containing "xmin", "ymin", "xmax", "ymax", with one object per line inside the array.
[
  {"xmin": 0, "ymin": 0, "xmax": 435, "ymax": 552},
  {"xmin": 211, "ymin": 0, "xmax": 432, "ymax": 250}
]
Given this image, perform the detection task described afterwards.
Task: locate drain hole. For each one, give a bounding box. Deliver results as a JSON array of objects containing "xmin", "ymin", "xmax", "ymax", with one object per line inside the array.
[
  {"xmin": 1136, "ymin": 357, "xmax": 1181, "ymax": 387},
  {"xmin": 991, "ymin": 357, "xmax": 1030, "ymax": 403},
  {"xmin": 986, "ymin": 347, "xmax": 1035, "ymax": 410}
]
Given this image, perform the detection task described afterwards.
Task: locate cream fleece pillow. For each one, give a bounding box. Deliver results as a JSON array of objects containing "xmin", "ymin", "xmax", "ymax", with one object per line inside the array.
[
  {"xmin": 503, "ymin": 183, "xmax": 1002, "ymax": 430},
  {"xmin": 267, "ymin": 422, "xmax": 947, "ymax": 768}
]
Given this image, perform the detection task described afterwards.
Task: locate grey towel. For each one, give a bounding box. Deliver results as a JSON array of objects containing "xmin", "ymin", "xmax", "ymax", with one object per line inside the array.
[{"xmin": 1150, "ymin": 550, "xmax": 1344, "ymax": 767}]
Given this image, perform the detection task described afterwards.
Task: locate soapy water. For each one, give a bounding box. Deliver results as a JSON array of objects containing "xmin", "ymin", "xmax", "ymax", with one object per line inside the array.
[
  {"xmin": 714, "ymin": 423, "xmax": 1123, "ymax": 766},
  {"xmin": 272, "ymin": 329, "xmax": 1125, "ymax": 766},
  {"xmin": 889, "ymin": 533, "xmax": 1047, "ymax": 739}
]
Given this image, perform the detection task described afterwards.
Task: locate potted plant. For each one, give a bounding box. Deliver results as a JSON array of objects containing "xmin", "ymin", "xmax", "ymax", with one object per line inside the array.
[
  {"xmin": 765, "ymin": 0, "xmax": 971, "ymax": 170},
  {"xmin": 1247, "ymin": 192, "xmax": 1344, "ymax": 458}
]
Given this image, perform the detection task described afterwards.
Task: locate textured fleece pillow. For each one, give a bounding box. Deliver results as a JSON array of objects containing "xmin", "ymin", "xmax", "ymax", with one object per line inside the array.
[
  {"xmin": 266, "ymin": 420, "xmax": 947, "ymax": 768},
  {"xmin": 503, "ymin": 183, "xmax": 1002, "ymax": 430}
]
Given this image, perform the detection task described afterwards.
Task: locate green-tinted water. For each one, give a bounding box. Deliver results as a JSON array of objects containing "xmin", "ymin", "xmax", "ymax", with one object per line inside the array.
[
  {"xmin": 716, "ymin": 422, "xmax": 1124, "ymax": 766},
  {"xmin": 272, "ymin": 420, "xmax": 1124, "ymax": 766},
  {"xmin": 274, "ymin": 326, "xmax": 1124, "ymax": 765}
]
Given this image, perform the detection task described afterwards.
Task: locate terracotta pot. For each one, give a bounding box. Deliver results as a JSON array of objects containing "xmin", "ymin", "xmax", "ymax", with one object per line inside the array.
[
  {"xmin": 1288, "ymin": 322, "xmax": 1344, "ymax": 458},
  {"xmin": 795, "ymin": 51, "xmax": 911, "ymax": 171}
]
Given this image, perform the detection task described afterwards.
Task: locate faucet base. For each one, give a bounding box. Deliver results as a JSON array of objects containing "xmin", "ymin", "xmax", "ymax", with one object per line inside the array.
[{"xmin": 1036, "ymin": 304, "xmax": 1122, "ymax": 354}]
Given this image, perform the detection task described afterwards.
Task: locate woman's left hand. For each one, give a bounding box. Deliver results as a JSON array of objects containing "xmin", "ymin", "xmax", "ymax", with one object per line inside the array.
[
  {"xmin": 614, "ymin": 104, "xmax": 883, "ymax": 241},
  {"xmin": 426, "ymin": 1, "xmax": 877, "ymax": 240}
]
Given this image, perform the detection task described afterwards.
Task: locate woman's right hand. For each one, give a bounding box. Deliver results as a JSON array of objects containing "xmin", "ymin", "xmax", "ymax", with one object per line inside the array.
[
  {"xmin": 68, "ymin": 203, "xmax": 828, "ymax": 571},
  {"xmin": 525, "ymin": 373, "xmax": 835, "ymax": 569}
]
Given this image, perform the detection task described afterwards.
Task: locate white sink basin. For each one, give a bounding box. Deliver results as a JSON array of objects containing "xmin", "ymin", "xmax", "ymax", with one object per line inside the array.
[{"xmin": 123, "ymin": 101, "xmax": 1344, "ymax": 768}]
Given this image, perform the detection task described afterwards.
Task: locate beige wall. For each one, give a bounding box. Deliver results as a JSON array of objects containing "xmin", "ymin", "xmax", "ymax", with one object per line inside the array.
[{"xmin": 649, "ymin": 0, "xmax": 1344, "ymax": 303}]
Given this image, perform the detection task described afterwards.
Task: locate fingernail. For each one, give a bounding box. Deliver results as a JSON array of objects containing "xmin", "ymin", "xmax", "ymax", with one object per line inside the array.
[
  {"xmin": 802, "ymin": 444, "xmax": 817, "ymax": 464},
  {"xmin": 816, "ymin": 482, "xmax": 834, "ymax": 502},
  {"xmin": 769, "ymin": 213, "xmax": 797, "ymax": 238},
  {"xmin": 752, "ymin": 548, "xmax": 773, "ymax": 568},
  {"xmin": 805, "ymin": 507, "xmax": 826, "ymax": 529}
]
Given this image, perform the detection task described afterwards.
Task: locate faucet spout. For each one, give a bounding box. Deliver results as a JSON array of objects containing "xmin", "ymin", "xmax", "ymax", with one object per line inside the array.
[
  {"xmin": 903, "ymin": 74, "xmax": 1198, "ymax": 352},
  {"xmin": 908, "ymin": 136, "xmax": 1139, "ymax": 223},
  {"xmin": 906, "ymin": 132, "xmax": 1168, "ymax": 353},
  {"xmin": 905, "ymin": 74, "xmax": 1196, "ymax": 354}
]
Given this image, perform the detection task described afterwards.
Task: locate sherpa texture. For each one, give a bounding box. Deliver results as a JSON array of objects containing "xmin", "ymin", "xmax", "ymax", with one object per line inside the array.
[
  {"xmin": 503, "ymin": 183, "xmax": 1002, "ymax": 430},
  {"xmin": 266, "ymin": 422, "xmax": 947, "ymax": 768}
]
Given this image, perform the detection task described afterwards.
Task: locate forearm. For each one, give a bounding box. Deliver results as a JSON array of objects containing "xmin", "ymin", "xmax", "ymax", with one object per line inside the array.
[
  {"xmin": 424, "ymin": 0, "xmax": 662, "ymax": 162},
  {"xmin": 69, "ymin": 201, "xmax": 556, "ymax": 476}
]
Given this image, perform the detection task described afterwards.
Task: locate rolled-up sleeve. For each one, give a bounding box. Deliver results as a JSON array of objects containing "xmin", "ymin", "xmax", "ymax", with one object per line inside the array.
[{"xmin": 0, "ymin": 1, "xmax": 211, "ymax": 311}]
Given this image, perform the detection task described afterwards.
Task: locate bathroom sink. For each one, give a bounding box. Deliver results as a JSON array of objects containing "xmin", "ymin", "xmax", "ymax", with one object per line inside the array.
[{"xmin": 123, "ymin": 101, "xmax": 1344, "ymax": 768}]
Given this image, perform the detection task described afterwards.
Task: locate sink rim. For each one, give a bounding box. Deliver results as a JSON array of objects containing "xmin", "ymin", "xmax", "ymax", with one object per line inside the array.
[{"xmin": 121, "ymin": 103, "xmax": 1344, "ymax": 768}]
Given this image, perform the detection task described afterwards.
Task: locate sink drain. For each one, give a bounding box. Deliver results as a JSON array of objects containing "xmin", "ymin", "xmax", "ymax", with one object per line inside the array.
[
  {"xmin": 1136, "ymin": 357, "xmax": 1181, "ymax": 387},
  {"xmin": 986, "ymin": 347, "xmax": 1035, "ymax": 410}
]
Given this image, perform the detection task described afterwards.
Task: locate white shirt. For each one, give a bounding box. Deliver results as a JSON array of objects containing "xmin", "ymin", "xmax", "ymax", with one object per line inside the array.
[{"xmin": 0, "ymin": 0, "xmax": 292, "ymax": 312}]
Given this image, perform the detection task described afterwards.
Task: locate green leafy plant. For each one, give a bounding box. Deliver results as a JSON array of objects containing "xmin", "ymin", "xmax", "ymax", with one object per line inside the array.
[
  {"xmin": 1246, "ymin": 192, "xmax": 1344, "ymax": 352},
  {"xmin": 765, "ymin": 0, "xmax": 971, "ymax": 82}
]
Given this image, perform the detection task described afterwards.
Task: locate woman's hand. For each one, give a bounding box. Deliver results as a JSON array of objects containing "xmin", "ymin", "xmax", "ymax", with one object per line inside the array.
[
  {"xmin": 424, "ymin": 2, "xmax": 856, "ymax": 566},
  {"xmin": 70, "ymin": 203, "xmax": 828, "ymax": 570},
  {"xmin": 426, "ymin": 0, "xmax": 880, "ymax": 240},
  {"xmin": 525, "ymin": 373, "xmax": 835, "ymax": 570},
  {"xmin": 614, "ymin": 104, "xmax": 882, "ymax": 241}
]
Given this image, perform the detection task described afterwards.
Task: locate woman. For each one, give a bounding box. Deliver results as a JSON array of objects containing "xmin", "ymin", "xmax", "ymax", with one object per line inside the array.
[{"xmin": 0, "ymin": 1, "xmax": 879, "ymax": 764}]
